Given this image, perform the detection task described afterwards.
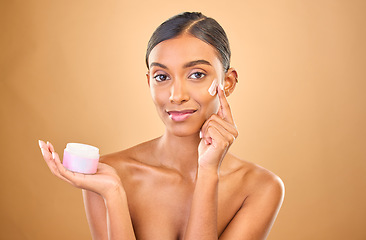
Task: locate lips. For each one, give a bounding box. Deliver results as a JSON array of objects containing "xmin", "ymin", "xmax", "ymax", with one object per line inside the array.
[{"xmin": 167, "ymin": 109, "xmax": 197, "ymax": 122}]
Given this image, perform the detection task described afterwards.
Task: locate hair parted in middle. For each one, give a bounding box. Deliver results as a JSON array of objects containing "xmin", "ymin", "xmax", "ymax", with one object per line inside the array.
[{"xmin": 145, "ymin": 12, "xmax": 231, "ymax": 72}]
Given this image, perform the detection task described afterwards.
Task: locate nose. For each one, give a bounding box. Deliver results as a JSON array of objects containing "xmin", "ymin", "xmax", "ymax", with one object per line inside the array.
[{"xmin": 169, "ymin": 78, "xmax": 190, "ymax": 104}]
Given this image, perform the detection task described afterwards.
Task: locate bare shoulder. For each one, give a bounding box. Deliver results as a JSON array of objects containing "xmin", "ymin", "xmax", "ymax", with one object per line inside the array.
[
  {"xmin": 98, "ymin": 138, "xmax": 159, "ymax": 175},
  {"xmin": 223, "ymin": 153, "xmax": 285, "ymax": 201},
  {"xmin": 217, "ymin": 157, "xmax": 284, "ymax": 238}
]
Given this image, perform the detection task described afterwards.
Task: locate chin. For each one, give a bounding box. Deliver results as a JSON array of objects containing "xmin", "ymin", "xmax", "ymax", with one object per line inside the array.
[
  {"xmin": 164, "ymin": 121, "xmax": 202, "ymax": 137},
  {"xmin": 167, "ymin": 126, "xmax": 198, "ymax": 137},
  {"xmin": 171, "ymin": 130, "xmax": 197, "ymax": 137}
]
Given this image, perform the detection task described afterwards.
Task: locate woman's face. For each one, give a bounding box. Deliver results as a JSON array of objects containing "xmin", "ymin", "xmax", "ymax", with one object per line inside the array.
[{"xmin": 147, "ymin": 34, "xmax": 225, "ymax": 137}]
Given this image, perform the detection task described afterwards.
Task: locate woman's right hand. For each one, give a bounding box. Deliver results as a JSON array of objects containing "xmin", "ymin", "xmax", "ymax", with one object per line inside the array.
[{"xmin": 39, "ymin": 140, "xmax": 123, "ymax": 199}]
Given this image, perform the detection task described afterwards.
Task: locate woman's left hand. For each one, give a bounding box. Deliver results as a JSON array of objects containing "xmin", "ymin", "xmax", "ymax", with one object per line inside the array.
[{"xmin": 198, "ymin": 86, "xmax": 239, "ymax": 171}]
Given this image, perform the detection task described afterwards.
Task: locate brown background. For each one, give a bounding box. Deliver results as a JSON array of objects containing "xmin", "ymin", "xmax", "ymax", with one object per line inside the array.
[{"xmin": 1, "ymin": 0, "xmax": 365, "ymax": 239}]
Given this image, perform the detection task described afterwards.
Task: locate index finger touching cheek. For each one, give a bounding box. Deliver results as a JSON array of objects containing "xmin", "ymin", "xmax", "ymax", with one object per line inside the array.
[{"xmin": 217, "ymin": 86, "xmax": 234, "ymax": 124}]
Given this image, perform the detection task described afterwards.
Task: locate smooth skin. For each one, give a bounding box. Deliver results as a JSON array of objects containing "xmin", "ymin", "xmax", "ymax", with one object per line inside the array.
[{"xmin": 39, "ymin": 34, "xmax": 284, "ymax": 240}]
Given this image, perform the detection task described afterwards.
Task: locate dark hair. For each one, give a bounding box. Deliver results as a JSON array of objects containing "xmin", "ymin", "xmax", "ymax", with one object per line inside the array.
[{"xmin": 145, "ymin": 12, "xmax": 231, "ymax": 72}]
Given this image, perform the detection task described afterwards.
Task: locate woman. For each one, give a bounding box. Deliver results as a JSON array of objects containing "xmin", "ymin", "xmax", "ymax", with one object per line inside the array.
[{"xmin": 39, "ymin": 12, "xmax": 284, "ymax": 240}]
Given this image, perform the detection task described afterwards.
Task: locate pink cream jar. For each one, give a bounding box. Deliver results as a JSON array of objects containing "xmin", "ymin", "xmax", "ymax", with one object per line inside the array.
[{"xmin": 62, "ymin": 143, "xmax": 99, "ymax": 174}]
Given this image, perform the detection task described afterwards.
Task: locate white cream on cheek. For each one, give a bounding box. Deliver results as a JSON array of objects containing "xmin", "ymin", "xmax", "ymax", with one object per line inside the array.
[
  {"xmin": 208, "ymin": 79, "xmax": 217, "ymax": 96},
  {"xmin": 208, "ymin": 78, "xmax": 224, "ymax": 96}
]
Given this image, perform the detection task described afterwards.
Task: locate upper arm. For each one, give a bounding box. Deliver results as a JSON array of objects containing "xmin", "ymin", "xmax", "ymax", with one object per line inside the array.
[
  {"xmin": 219, "ymin": 173, "xmax": 285, "ymax": 240},
  {"xmin": 83, "ymin": 189, "xmax": 108, "ymax": 240}
]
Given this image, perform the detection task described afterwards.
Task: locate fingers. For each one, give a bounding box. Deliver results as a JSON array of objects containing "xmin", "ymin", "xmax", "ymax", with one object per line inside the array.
[
  {"xmin": 205, "ymin": 123, "xmax": 235, "ymax": 150},
  {"xmin": 38, "ymin": 140, "xmax": 47, "ymax": 156},
  {"xmin": 201, "ymin": 114, "xmax": 238, "ymax": 142},
  {"xmin": 199, "ymin": 86, "xmax": 238, "ymax": 149},
  {"xmin": 39, "ymin": 140, "xmax": 57, "ymax": 172},
  {"xmin": 47, "ymin": 141, "xmax": 55, "ymax": 152},
  {"xmin": 38, "ymin": 140, "xmax": 73, "ymax": 185},
  {"xmin": 217, "ymin": 86, "xmax": 235, "ymax": 124}
]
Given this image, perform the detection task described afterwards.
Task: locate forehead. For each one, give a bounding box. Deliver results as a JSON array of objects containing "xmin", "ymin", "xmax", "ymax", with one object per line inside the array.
[{"xmin": 148, "ymin": 34, "xmax": 222, "ymax": 69}]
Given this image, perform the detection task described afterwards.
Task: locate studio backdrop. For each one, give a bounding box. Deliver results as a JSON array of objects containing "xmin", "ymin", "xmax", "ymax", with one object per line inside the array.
[{"xmin": 1, "ymin": 0, "xmax": 365, "ymax": 239}]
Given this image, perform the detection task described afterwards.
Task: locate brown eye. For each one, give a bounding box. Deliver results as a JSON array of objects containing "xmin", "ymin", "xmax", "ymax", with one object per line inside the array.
[
  {"xmin": 154, "ymin": 74, "xmax": 170, "ymax": 82},
  {"xmin": 189, "ymin": 72, "xmax": 206, "ymax": 79}
]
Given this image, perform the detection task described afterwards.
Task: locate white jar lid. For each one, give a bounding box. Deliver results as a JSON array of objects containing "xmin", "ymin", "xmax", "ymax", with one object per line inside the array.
[{"xmin": 64, "ymin": 143, "xmax": 99, "ymax": 159}]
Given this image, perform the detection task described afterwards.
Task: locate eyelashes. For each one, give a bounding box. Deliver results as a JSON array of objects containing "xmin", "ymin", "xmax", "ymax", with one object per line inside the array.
[
  {"xmin": 190, "ymin": 72, "xmax": 206, "ymax": 79},
  {"xmin": 153, "ymin": 71, "xmax": 206, "ymax": 82},
  {"xmin": 154, "ymin": 74, "xmax": 170, "ymax": 82}
]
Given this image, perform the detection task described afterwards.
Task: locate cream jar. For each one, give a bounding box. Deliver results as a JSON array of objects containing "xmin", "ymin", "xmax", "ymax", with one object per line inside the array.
[{"xmin": 62, "ymin": 143, "xmax": 99, "ymax": 174}]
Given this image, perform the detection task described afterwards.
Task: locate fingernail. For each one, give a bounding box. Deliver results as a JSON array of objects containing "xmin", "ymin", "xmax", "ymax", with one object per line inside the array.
[
  {"xmin": 199, "ymin": 131, "xmax": 203, "ymax": 138},
  {"xmin": 47, "ymin": 141, "xmax": 49, "ymax": 145},
  {"xmin": 40, "ymin": 148, "xmax": 45, "ymax": 156},
  {"xmin": 52, "ymin": 152, "xmax": 56, "ymax": 159},
  {"xmin": 38, "ymin": 140, "xmax": 42, "ymax": 148}
]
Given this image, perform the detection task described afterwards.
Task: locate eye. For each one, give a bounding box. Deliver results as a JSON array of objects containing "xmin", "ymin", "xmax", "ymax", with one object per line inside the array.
[
  {"xmin": 189, "ymin": 72, "xmax": 206, "ymax": 80},
  {"xmin": 154, "ymin": 74, "xmax": 170, "ymax": 82}
]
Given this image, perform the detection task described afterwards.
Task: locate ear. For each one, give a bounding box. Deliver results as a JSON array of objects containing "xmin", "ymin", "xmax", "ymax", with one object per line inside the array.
[
  {"xmin": 223, "ymin": 68, "xmax": 238, "ymax": 96},
  {"xmin": 146, "ymin": 70, "xmax": 151, "ymax": 87}
]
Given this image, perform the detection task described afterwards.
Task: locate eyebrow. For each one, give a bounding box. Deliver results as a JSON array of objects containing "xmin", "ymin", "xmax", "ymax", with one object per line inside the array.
[
  {"xmin": 183, "ymin": 60, "xmax": 212, "ymax": 68},
  {"xmin": 149, "ymin": 62, "xmax": 168, "ymax": 69},
  {"xmin": 149, "ymin": 59, "xmax": 212, "ymax": 70}
]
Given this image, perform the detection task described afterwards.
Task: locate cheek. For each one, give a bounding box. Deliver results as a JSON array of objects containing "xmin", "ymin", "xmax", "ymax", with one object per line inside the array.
[
  {"xmin": 150, "ymin": 86, "xmax": 168, "ymax": 109},
  {"xmin": 191, "ymin": 87, "xmax": 220, "ymax": 116},
  {"xmin": 205, "ymin": 96, "xmax": 220, "ymax": 117}
]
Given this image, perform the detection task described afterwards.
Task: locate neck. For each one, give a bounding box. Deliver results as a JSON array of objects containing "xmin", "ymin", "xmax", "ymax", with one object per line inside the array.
[{"xmin": 155, "ymin": 130, "xmax": 201, "ymax": 179}]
